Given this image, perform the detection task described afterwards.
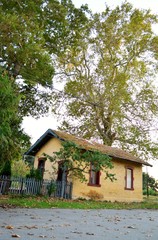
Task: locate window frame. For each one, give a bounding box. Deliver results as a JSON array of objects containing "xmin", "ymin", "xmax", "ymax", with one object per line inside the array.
[
  {"xmin": 88, "ymin": 163, "xmax": 101, "ymax": 187},
  {"xmin": 125, "ymin": 166, "xmax": 134, "ymax": 190}
]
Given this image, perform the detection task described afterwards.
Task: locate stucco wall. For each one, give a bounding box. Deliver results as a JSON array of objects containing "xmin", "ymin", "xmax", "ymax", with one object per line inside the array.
[
  {"xmin": 34, "ymin": 137, "xmax": 62, "ymax": 180},
  {"xmin": 72, "ymin": 160, "xmax": 142, "ymax": 202},
  {"xmin": 34, "ymin": 137, "xmax": 143, "ymax": 202}
]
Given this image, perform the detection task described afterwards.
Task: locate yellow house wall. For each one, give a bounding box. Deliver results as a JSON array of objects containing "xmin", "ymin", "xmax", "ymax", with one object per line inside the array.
[
  {"xmin": 34, "ymin": 138, "xmax": 62, "ymax": 180},
  {"xmin": 34, "ymin": 138, "xmax": 143, "ymax": 202},
  {"xmin": 72, "ymin": 160, "xmax": 143, "ymax": 202}
]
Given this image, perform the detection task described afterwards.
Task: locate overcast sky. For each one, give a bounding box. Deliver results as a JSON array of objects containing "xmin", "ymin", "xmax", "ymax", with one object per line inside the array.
[
  {"xmin": 73, "ymin": 0, "xmax": 158, "ymax": 14},
  {"xmin": 22, "ymin": 0, "xmax": 158, "ymax": 178}
]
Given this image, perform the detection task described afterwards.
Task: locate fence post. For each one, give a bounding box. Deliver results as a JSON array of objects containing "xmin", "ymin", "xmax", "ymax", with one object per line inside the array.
[
  {"xmin": 4, "ymin": 176, "xmax": 11, "ymax": 194},
  {"xmin": 20, "ymin": 178, "xmax": 24, "ymax": 195}
]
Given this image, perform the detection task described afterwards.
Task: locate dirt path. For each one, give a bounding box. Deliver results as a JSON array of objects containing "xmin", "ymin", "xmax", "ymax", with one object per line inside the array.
[{"xmin": 0, "ymin": 208, "xmax": 158, "ymax": 239}]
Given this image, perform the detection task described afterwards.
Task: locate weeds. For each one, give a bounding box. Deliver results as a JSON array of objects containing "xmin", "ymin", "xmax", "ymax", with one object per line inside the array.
[{"xmin": 0, "ymin": 195, "xmax": 158, "ymax": 209}]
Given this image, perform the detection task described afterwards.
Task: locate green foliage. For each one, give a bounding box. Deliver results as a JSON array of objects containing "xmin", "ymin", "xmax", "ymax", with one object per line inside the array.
[
  {"xmin": 11, "ymin": 160, "xmax": 30, "ymax": 177},
  {"xmin": 143, "ymin": 172, "xmax": 158, "ymax": 195},
  {"xmin": 0, "ymin": 161, "xmax": 11, "ymax": 176},
  {"xmin": 0, "ymin": 72, "xmax": 30, "ymax": 165},
  {"xmin": 44, "ymin": 141, "xmax": 114, "ymax": 182},
  {"xmin": 0, "ymin": 0, "xmax": 89, "ymax": 117},
  {"xmin": 23, "ymin": 155, "xmax": 35, "ymax": 168},
  {"xmin": 1, "ymin": 196, "xmax": 158, "ymax": 209},
  {"xmin": 143, "ymin": 189, "xmax": 158, "ymax": 196},
  {"xmin": 47, "ymin": 181, "xmax": 56, "ymax": 197},
  {"xmin": 26, "ymin": 168, "xmax": 43, "ymax": 180},
  {"xmin": 0, "ymin": 0, "xmax": 88, "ymax": 167},
  {"xmin": 52, "ymin": 2, "xmax": 158, "ymax": 161}
]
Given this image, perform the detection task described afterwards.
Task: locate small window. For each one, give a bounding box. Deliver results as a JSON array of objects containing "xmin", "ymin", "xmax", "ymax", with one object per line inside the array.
[
  {"xmin": 125, "ymin": 167, "xmax": 134, "ymax": 190},
  {"xmin": 88, "ymin": 163, "xmax": 101, "ymax": 187},
  {"xmin": 38, "ymin": 158, "xmax": 46, "ymax": 178}
]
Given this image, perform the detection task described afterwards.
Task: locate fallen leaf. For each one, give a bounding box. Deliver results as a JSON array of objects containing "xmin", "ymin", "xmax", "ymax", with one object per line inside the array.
[
  {"xmin": 71, "ymin": 231, "xmax": 82, "ymax": 234},
  {"xmin": 49, "ymin": 227, "xmax": 54, "ymax": 230},
  {"xmin": 86, "ymin": 233, "xmax": 94, "ymax": 235},
  {"xmin": 6, "ymin": 225, "xmax": 14, "ymax": 229},
  {"xmin": 127, "ymin": 226, "xmax": 136, "ymax": 229},
  {"xmin": 11, "ymin": 234, "xmax": 20, "ymax": 238},
  {"xmin": 24, "ymin": 225, "xmax": 38, "ymax": 229}
]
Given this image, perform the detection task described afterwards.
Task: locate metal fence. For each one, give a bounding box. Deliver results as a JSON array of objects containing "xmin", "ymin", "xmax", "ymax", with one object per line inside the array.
[{"xmin": 0, "ymin": 176, "xmax": 73, "ymax": 199}]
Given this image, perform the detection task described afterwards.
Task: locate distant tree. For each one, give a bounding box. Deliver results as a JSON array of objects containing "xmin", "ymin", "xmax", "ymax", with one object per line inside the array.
[
  {"xmin": 52, "ymin": 2, "xmax": 158, "ymax": 161},
  {"xmin": 44, "ymin": 141, "xmax": 115, "ymax": 183},
  {"xmin": 11, "ymin": 160, "xmax": 30, "ymax": 178},
  {"xmin": 143, "ymin": 172, "xmax": 158, "ymax": 195}
]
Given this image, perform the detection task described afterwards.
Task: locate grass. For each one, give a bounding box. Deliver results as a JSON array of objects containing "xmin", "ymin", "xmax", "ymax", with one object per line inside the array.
[{"xmin": 1, "ymin": 195, "xmax": 158, "ymax": 209}]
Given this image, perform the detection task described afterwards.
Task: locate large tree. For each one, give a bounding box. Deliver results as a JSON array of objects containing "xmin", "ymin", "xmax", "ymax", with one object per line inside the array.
[
  {"xmin": 52, "ymin": 2, "xmax": 158, "ymax": 160},
  {"xmin": 0, "ymin": 0, "xmax": 89, "ymax": 116},
  {"xmin": 0, "ymin": 0, "xmax": 89, "ymax": 165},
  {"xmin": 0, "ymin": 72, "xmax": 30, "ymax": 168}
]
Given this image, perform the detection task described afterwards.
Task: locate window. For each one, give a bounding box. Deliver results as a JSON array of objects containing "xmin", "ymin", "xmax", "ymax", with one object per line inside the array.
[
  {"xmin": 88, "ymin": 163, "xmax": 101, "ymax": 187},
  {"xmin": 38, "ymin": 158, "xmax": 46, "ymax": 178},
  {"xmin": 125, "ymin": 167, "xmax": 134, "ymax": 190}
]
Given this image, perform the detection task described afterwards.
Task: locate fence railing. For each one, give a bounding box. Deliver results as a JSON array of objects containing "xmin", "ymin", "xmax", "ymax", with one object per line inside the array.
[{"xmin": 0, "ymin": 176, "xmax": 73, "ymax": 199}]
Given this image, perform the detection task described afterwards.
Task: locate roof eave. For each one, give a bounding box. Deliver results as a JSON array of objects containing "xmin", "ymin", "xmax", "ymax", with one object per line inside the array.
[
  {"xmin": 24, "ymin": 129, "xmax": 56, "ymax": 156},
  {"xmin": 111, "ymin": 156, "xmax": 152, "ymax": 167}
]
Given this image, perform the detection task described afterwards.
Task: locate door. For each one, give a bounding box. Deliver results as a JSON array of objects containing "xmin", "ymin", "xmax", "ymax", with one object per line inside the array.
[
  {"xmin": 56, "ymin": 162, "xmax": 67, "ymax": 198},
  {"xmin": 57, "ymin": 162, "xmax": 67, "ymax": 182}
]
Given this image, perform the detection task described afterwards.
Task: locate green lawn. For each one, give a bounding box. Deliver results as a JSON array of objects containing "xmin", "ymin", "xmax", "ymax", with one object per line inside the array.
[{"xmin": 0, "ymin": 195, "xmax": 158, "ymax": 209}]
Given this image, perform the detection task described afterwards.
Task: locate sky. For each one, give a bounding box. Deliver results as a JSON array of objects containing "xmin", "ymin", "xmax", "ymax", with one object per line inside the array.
[
  {"xmin": 22, "ymin": 0, "xmax": 158, "ymax": 178},
  {"xmin": 73, "ymin": 0, "xmax": 158, "ymax": 14}
]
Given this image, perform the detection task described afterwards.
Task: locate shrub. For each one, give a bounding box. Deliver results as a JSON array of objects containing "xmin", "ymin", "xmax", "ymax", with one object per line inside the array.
[
  {"xmin": 143, "ymin": 189, "xmax": 158, "ymax": 196},
  {"xmin": 0, "ymin": 161, "xmax": 11, "ymax": 176},
  {"xmin": 26, "ymin": 168, "xmax": 43, "ymax": 180},
  {"xmin": 12, "ymin": 160, "xmax": 30, "ymax": 177},
  {"xmin": 47, "ymin": 181, "xmax": 56, "ymax": 197}
]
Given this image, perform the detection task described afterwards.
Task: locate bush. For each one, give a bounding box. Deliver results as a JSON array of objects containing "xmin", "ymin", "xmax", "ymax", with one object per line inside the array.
[
  {"xmin": 0, "ymin": 161, "xmax": 11, "ymax": 176},
  {"xmin": 143, "ymin": 189, "xmax": 158, "ymax": 196},
  {"xmin": 26, "ymin": 168, "xmax": 43, "ymax": 180},
  {"xmin": 47, "ymin": 181, "xmax": 56, "ymax": 197},
  {"xmin": 12, "ymin": 160, "xmax": 30, "ymax": 177}
]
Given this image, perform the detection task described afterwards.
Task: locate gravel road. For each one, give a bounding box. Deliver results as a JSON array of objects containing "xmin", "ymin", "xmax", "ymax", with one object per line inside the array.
[{"xmin": 0, "ymin": 208, "xmax": 158, "ymax": 239}]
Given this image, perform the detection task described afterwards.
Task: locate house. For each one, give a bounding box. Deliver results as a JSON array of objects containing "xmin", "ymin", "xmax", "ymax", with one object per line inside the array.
[{"xmin": 25, "ymin": 129, "xmax": 152, "ymax": 202}]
